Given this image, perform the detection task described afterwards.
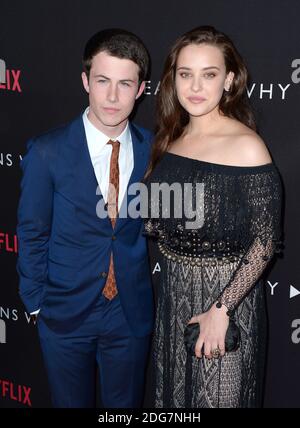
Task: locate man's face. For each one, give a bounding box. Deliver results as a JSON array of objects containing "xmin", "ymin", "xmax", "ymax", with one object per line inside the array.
[{"xmin": 82, "ymin": 51, "xmax": 145, "ymax": 136}]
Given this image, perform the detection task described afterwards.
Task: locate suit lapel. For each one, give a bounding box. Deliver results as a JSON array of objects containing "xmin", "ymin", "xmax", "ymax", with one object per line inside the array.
[
  {"xmin": 69, "ymin": 115, "xmax": 112, "ymax": 229},
  {"xmin": 115, "ymin": 123, "xmax": 149, "ymax": 231}
]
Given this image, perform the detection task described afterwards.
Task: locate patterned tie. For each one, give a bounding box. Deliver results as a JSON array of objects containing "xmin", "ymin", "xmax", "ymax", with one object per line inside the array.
[{"xmin": 102, "ymin": 139, "xmax": 120, "ymax": 300}]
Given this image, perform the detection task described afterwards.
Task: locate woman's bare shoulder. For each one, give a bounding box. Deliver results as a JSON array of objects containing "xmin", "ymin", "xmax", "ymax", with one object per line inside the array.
[{"xmin": 224, "ymin": 120, "xmax": 272, "ymax": 166}]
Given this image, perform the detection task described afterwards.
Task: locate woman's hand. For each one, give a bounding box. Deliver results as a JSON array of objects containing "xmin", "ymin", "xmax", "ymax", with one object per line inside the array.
[{"xmin": 188, "ymin": 303, "xmax": 230, "ymax": 359}]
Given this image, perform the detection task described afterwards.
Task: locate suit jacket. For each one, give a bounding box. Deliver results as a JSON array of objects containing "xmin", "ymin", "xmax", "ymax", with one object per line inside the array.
[{"xmin": 17, "ymin": 114, "xmax": 154, "ymax": 336}]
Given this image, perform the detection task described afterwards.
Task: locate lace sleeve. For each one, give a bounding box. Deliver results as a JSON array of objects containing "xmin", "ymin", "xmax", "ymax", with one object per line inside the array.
[{"xmin": 218, "ymin": 167, "xmax": 283, "ymax": 312}]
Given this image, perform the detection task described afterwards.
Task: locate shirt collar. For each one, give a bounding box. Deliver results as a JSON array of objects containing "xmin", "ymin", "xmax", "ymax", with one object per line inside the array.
[{"xmin": 82, "ymin": 107, "xmax": 131, "ymax": 155}]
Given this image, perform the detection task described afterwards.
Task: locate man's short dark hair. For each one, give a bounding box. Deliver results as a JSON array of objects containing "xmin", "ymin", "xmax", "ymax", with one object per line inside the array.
[{"xmin": 83, "ymin": 28, "xmax": 149, "ymax": 84}]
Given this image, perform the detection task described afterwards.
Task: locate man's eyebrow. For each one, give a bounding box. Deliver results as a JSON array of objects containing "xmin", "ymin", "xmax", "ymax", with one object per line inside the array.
[
  {"xmin": 93, "ymin": 74, "xmax": 109, "ymax": 79},
  {"xmin": 119, "ymin": 78, "xmax": 136, "ymax": 83},
  {"xmin": 93, "ymin": 74, "xmax": 136, "ymax": 82}
]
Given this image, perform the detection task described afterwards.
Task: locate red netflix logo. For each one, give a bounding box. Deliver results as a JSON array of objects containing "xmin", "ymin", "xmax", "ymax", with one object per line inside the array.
[
  {"xmin": 0, "ymin": 379, "xmax": 32, "ymax": 406},
  {"xmin": 0, "ymin": 69, "xmax": 22, "ymax": 92},
  {"xmin": 0, "ymin": 232, "xmax": 18, "ymax": 253}
]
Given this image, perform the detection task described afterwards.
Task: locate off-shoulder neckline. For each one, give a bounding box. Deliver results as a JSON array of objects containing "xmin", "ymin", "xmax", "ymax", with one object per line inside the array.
[{"xmin": 165, "ymin": 152, "xmax": 274, "ymax": 172}]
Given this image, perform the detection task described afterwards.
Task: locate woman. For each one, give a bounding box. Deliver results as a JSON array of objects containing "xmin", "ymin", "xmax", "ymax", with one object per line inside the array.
[{"xmin": 144, "ymin": 26, "xmax": 282, "ymax": 408}]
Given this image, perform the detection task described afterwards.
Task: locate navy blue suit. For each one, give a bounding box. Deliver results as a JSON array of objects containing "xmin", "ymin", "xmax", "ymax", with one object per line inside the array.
[{"xmin": 17, "ymin": 115, "xmax": 154, "ymax": 407}]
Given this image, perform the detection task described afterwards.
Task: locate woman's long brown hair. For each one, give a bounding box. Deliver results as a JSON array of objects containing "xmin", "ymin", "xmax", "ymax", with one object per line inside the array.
[{"xmin": 145, "ymin": 26, "xmax": 256, "ymax": 179}]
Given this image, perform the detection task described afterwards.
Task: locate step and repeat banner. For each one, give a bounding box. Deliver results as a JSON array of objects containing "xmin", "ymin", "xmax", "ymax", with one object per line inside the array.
[{"xmin": 0, "ymin": 0, "xmax": 299, "ymax": 408}]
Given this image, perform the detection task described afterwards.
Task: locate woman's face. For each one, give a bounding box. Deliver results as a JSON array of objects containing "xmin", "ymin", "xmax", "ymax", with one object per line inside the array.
[{"xmin": 175, "ymin": 43, "xmax": 234, "ymax": 118}]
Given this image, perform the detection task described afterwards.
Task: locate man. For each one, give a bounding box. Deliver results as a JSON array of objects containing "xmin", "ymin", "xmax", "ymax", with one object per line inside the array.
[{"xmin": 17, "ymin": 29, "xmax": 154, "ymax": 408}]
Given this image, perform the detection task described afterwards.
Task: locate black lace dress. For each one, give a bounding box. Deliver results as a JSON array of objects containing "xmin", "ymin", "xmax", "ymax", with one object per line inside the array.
[{"xmin": 144, "ymin": 152, "xmax": 282, "ymax": 408}]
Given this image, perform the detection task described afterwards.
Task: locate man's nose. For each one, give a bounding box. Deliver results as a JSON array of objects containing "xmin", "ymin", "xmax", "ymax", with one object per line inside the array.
[{"xmin": 107, "ymin": 83, "xmax": 118, "ymax": 102}]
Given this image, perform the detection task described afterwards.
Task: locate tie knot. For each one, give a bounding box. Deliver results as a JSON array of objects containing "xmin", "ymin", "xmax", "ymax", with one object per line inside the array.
[{"xmin": 107, "ymin": 139, "xmax": 120, "ymax": 148}]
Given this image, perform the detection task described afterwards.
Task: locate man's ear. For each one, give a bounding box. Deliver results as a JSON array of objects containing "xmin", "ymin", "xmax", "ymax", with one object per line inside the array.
[
  {"xmin": 135, "ymin": 81, "xmax": 146, "ymax": 99},
  {"xmin": 81, "ymin": 72, "xmax": 90, "ymax": 94}
]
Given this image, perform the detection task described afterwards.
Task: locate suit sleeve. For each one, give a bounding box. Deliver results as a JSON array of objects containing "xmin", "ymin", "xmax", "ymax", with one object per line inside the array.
[{"xmin": 17, "ymin": 139, "xmax": 54, "ymax": 313}]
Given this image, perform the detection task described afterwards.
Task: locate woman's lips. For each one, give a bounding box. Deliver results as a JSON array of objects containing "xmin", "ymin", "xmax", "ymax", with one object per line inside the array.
[{"xmin": 187, "ymin": 96, "xmax": 206, "ymax": 103}]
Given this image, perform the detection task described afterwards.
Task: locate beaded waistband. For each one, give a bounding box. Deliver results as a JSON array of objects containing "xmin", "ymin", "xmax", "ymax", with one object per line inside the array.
[{"xmin": 158, "ymin": 241, "xmax": 242, "ymax": 266}]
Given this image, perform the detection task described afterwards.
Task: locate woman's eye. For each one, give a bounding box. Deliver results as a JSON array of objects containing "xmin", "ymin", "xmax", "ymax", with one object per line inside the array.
[
  {"xmin": 180, "ymin": 72, "xmax": 190, "ymax": 78},
  {"xmin": 204, "ymin": 73, "xmax": 216, "ymax": 79}
]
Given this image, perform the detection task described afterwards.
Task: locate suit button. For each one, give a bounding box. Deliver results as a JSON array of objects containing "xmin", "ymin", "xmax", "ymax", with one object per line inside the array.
[
  {"xmin": 101, "ymin": 272, "xmax": 107, "ymax": 278},
  {"xmin": 112, "ymin": 235, "xmax": 116, "ymax": 240}
]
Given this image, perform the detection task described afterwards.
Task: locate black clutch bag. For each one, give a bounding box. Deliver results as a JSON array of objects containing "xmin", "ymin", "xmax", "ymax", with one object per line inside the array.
[{"xmin": 184, "ymin": 318, "xmax": 240, "ymax": 357}]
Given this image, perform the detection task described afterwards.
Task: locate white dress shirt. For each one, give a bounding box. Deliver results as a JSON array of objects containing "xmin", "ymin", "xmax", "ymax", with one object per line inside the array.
[
  {"xmin": 30, "ymin": 108, "xmax": 134, "ymax": 315},
  {"xmin": 82, "ymin": 107, "xmax": 134, "ymax": 211}
]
